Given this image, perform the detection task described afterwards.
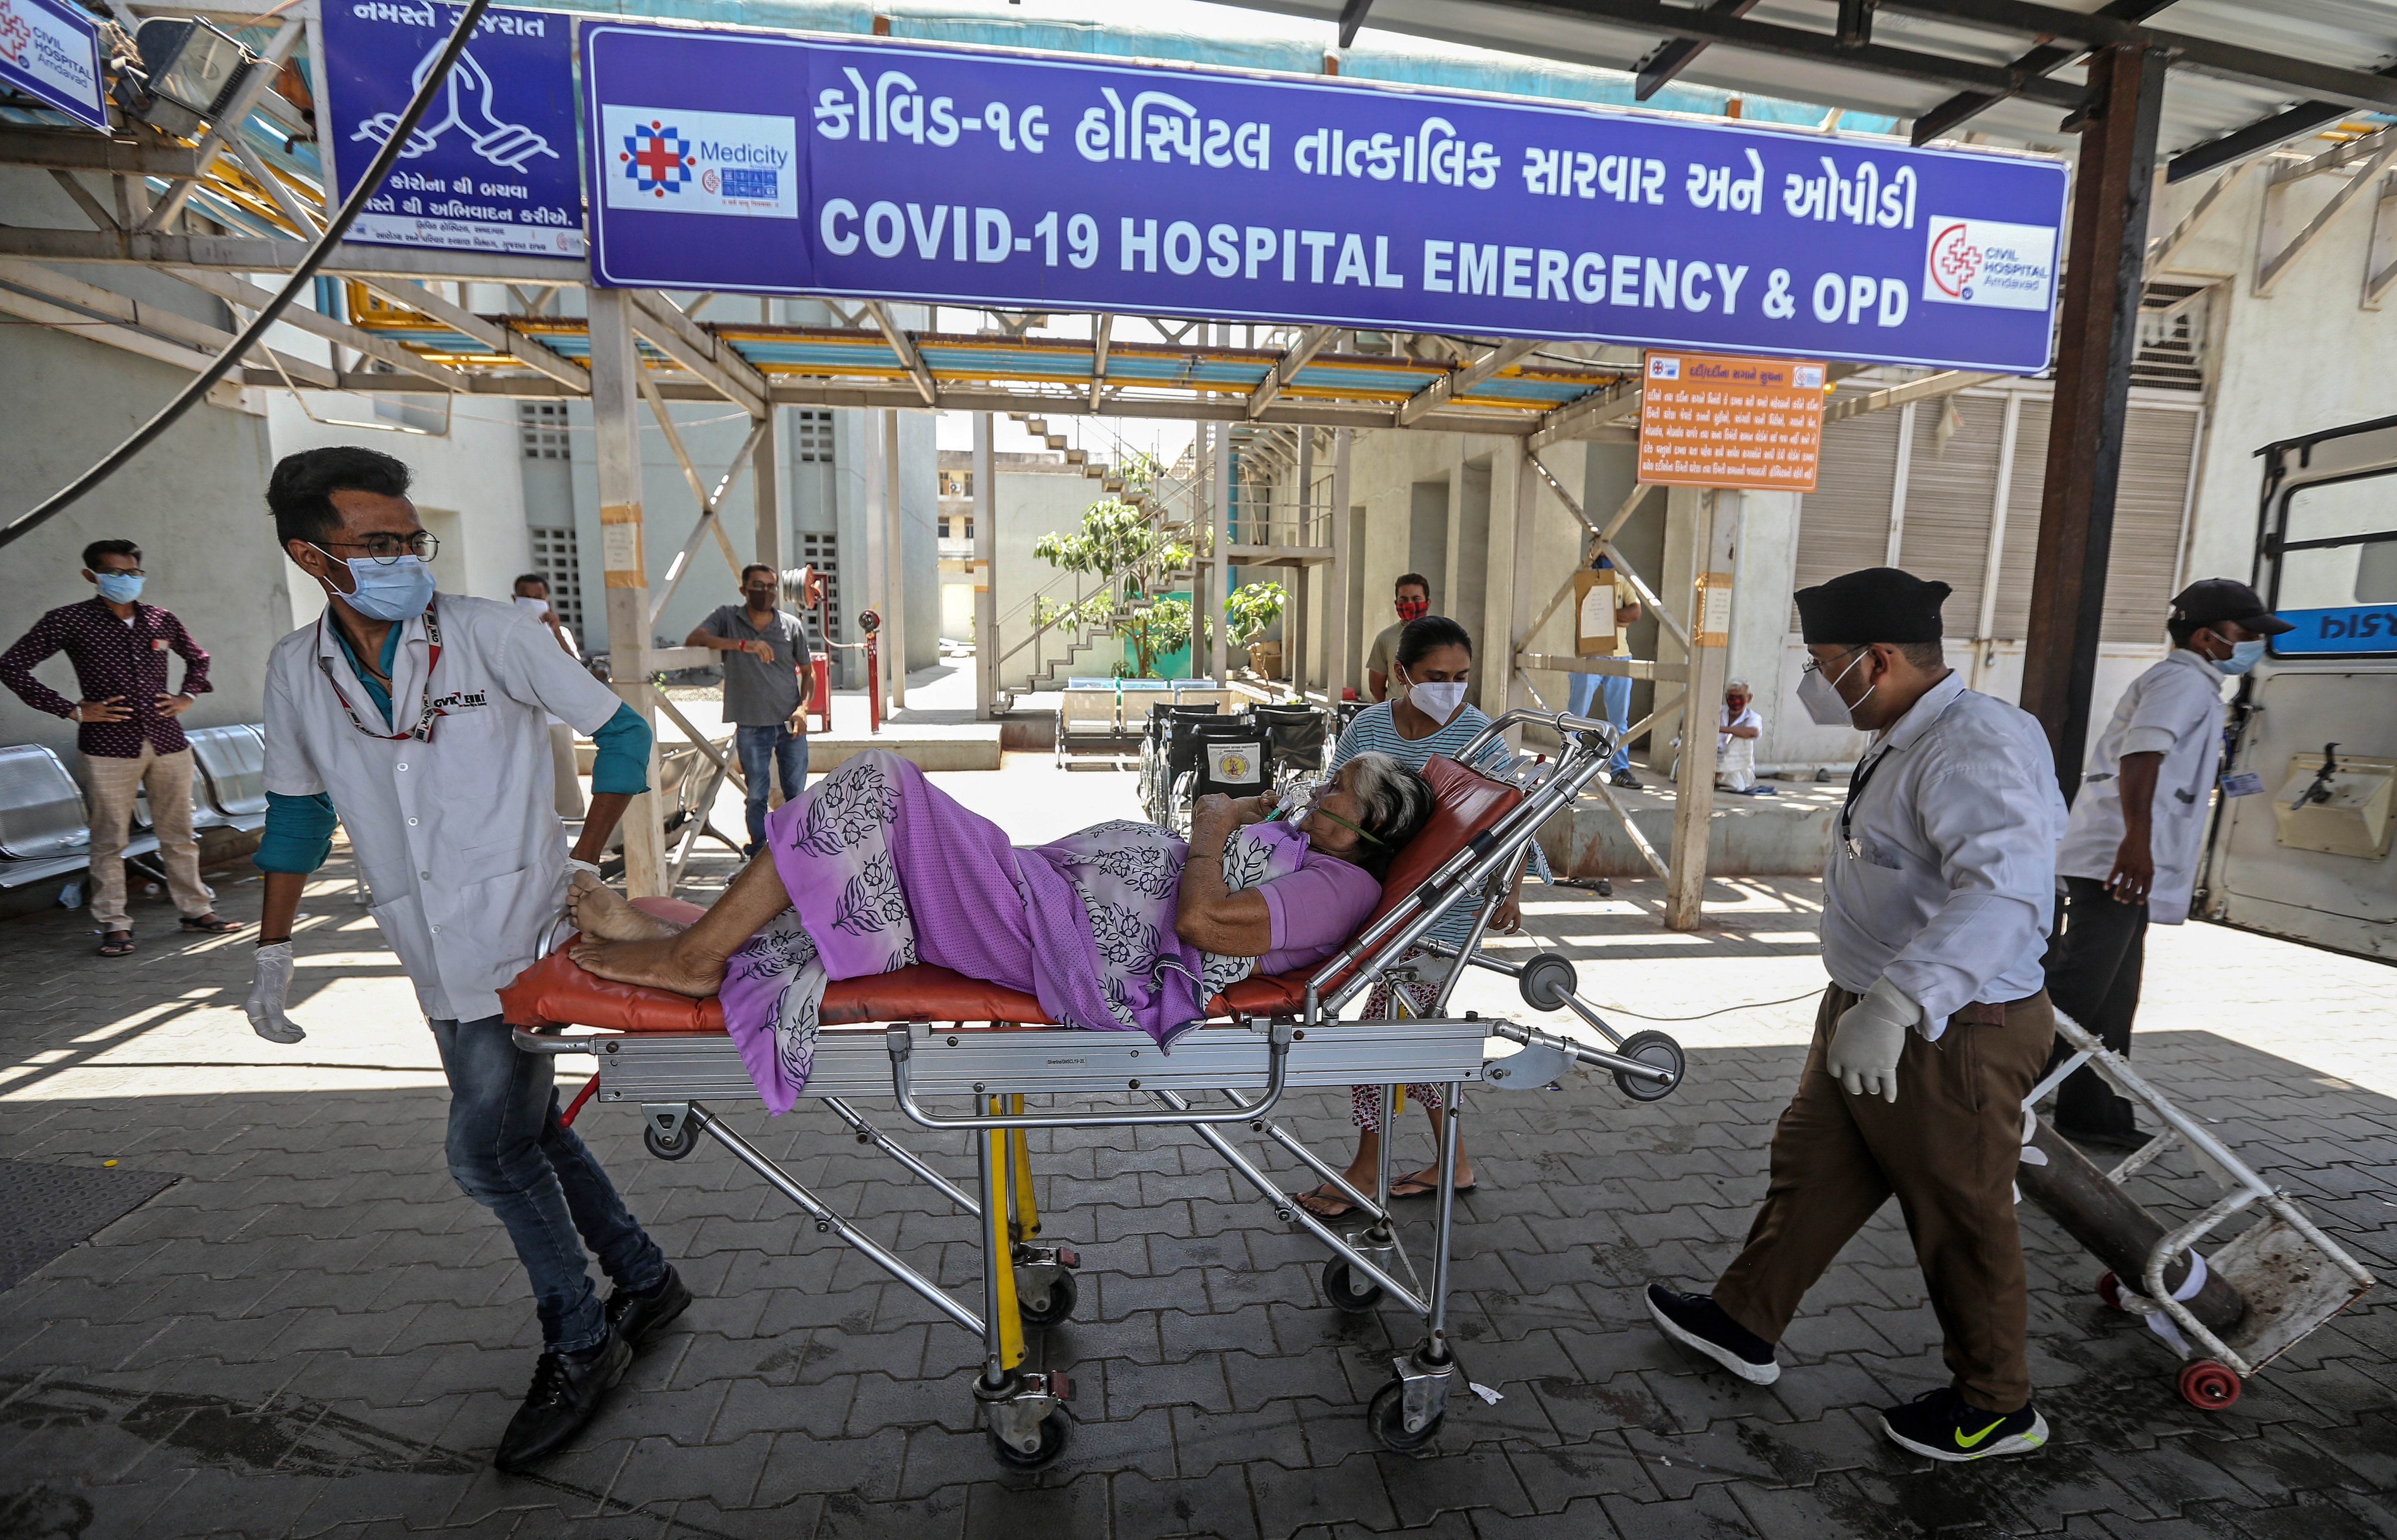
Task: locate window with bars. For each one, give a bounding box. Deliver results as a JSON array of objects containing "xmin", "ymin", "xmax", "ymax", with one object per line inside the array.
[
  {"xmin": 519, "ymin": 401, "xmax": 571, "ymax": 460},
  {"xmin": 800, "ymin": 531, "xmax": 840, "ymax": 648},
  {"xmin": 794, "ymin": 409, "xmax": 834, "ymax": 464},
  {"xmin": 532, "ymin": 526, "xmax": 586, "ymax": 636}
]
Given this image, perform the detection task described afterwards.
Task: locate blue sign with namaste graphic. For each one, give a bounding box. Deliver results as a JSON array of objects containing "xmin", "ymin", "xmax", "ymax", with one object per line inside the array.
[{"xmin": 321, "ymin": 0, "xmax": 582, "ymax": 258}]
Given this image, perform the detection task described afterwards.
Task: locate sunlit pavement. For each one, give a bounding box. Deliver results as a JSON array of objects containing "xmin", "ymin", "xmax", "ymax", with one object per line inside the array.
[{"xmin": 2, "ymin": 759, "xmax": 2392, "ymax": 1539}]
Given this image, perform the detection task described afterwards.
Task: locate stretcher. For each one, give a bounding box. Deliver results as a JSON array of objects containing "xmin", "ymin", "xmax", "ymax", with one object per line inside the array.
[{"xmin": 501, "ymin": 708, "xmax": 1680, "ymax": 1466}]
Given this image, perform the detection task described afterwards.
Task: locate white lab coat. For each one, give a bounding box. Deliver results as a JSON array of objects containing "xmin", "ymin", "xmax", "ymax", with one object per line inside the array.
[
  {"xmin": 1819, "ymin": 673, "xmax": 2068, "ymax": 1040},
  {"xmin": 262, "ymin": 595, "xmax": 627, "ymax": 1022},
  {"xmin": 1716, "ymin": 702, "xmax": 1761, "ymax": 790},
  {"xmin": 2055, "ymin": 649, "xmax": 2226, "ymax": 926}
]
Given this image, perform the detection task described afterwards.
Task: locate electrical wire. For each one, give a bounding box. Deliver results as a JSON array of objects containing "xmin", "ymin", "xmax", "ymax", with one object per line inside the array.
[
  {"xmin": 0, "ymin": 0, "xmax": 491, "ymax": 552},
  {"xmin": 1585, "ymin": 990, "xmax": 1825, "ymax": 1023}
]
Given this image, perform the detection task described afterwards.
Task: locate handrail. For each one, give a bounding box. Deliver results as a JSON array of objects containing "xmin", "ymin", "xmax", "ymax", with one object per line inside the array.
[{"xmin": 883, "ymin": 1020, "xmax": 1297, "ymax": 1129}]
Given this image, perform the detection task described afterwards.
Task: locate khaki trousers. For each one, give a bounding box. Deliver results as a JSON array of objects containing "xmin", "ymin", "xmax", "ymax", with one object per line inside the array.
[
  {"xmin": 1714, "ymin": 984, "xmax": 2055, "ymax": 1412},
  {"xmin": 80, "ymin": 745, "xmax": 209, "ymax": 929}
]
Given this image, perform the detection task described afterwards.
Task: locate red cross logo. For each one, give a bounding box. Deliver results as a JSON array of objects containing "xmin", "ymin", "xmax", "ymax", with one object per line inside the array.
[{"xmin": 618, "ymin": 119, "xmax": 693, "ymax": 198}]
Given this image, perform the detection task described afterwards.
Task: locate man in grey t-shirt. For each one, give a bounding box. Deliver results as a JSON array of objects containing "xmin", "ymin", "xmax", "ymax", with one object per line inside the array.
[{"xmin": 687, "ymin": 564, "xmax": 813, "ymax": 855}]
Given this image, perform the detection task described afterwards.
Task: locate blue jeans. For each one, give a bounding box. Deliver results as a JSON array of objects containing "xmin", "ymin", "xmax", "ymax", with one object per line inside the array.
[
  {"xmin": 1567, "ymin": 670, "xmax": 1634, "ymax": 774},
  {"xmin": 431, "ymin": 1014, "xmax": 666, "ymax": 1353},
  {"xmin": 736, "ymin": 724, "xmax": 808, "ymax": 851}
]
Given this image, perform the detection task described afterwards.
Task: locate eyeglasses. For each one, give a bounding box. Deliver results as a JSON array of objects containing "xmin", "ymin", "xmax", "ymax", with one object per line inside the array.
[
  {"xmin": 322, "ymin": 532, "xmax": 440, "ymax": 564},
  {"xmin": 1799, "ymin": 646, "xmax": 1865, "ymax": 676}
]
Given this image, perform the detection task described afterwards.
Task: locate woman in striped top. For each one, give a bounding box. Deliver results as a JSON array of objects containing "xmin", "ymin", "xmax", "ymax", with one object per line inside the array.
[{"xmin": 1297, "ymin": 616, "xmax": 1547, "ymax": 1218}]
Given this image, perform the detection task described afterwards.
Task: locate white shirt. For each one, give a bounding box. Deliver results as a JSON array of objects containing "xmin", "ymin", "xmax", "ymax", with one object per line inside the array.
[
  {"xmin": 2055, "ymin": 649, "xmax": 2226, "ymax": 926},
  {"xmin": 262, "ymin": 595, "xmax": 626, "ymax": 1022},
  {"xmin": 1820, "ymin": 672, "xmax": 2067, "ymax": 1039},
  {"xmin": 1717, "ymin": 702, "xmax": 1761, "ymax": 756}
]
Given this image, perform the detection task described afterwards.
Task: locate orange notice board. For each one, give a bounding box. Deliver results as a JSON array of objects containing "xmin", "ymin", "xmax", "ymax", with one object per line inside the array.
[{"xmin": 1637, "ymin": 351, "xmax": 1825, "ymax": 493}]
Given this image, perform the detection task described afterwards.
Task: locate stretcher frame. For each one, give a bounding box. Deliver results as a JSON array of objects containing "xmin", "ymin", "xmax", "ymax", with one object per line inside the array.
[{"xmin": 511, "ymin": 708, "xmax": 1681, "ymax": 1464}]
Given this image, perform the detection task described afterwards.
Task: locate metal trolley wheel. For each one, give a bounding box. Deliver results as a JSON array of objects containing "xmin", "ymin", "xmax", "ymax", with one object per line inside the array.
[
  {"xmin": 1610, "ymin": 1030, "xmax": 1686, "ymax": 1103},
  {"xmin": 1017, "ymin": 1269, "xmax": 1079, "ymax": 1329},
  {"xmin": 988, "ymin": 1407, "xmax": 1073, "ymax": 1468},
  {"xmin": 1322, "ymin": 1258, "xmax": 1385, "ymax": 1315},
  {"xmin": 1367, "ymin": 1377, "xmax": 1442, "ymax": 1452},
  {"xmin": 644, "ymin": 1124, "xmax": 699, "ymax": 1161}
]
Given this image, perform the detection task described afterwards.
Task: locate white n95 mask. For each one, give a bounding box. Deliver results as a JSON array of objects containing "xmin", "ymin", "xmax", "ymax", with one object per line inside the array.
[
  {"xmin": 514, "ymin": 596, "xmax": 551, "ymax": 618},
  {"xmin": 1797, "ymin": 650, "xmax": 1873, "ymax": 727},
  {"xmin": 1405, "ymin": 679, "xmax": 1469, "ymax": 723}
]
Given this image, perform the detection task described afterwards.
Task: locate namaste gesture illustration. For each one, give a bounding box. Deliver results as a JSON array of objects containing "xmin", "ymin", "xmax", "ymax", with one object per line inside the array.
[{"xmin": 351, "ymin": 41, "xmax": 558, "ymax": 174}]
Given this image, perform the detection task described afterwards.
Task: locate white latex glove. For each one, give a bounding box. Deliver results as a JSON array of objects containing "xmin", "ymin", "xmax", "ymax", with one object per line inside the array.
[
  {"xmin": 245, "ymin": 941, "xmax": 305, "ymax": 1045},
  {"xmin": 1825, "ymin": 975, "xmax": 1918, "ymax": 1104},
  {"xmin": 566, "ymin": 857, "xmax": 604, "ymax": 879}
]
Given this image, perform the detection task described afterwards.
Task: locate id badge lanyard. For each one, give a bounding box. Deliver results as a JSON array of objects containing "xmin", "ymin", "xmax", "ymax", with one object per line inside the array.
[{"xmin": 317, "ymin": 603, "xmax": 446, "ymax": 743}]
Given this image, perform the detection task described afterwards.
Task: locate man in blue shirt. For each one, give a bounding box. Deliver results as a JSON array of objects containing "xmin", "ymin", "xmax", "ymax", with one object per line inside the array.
[{"xmin": 243, "ymin": 446, "xmax": 687, "ymax": 1472}]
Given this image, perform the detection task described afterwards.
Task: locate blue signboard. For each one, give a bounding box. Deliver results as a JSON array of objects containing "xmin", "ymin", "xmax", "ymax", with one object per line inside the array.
[
  {"xmin": 321, "ymin": 0, "xmax": 581, "ymax": 258},
  {"xmin": 1, "ymin": 0, "xmax": 107, "ymax": 131},
  {"xmin": 581, "ymin": 25, "xmax": 2068, "ymax": 372},
  {"xmin": 2271, "ymin": 603, "xmax": 2397, "ymax": 656}
]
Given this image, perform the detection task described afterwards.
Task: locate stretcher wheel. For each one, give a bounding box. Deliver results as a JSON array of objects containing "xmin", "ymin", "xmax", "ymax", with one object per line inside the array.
[
  {"xmin": 2097, "ymin": 1270, "xmax": 2124, "ymax": 1311},
  {"xmin": 1018, "ymin": 1268, "xmax": 1078, "ymax": 1329},
  {"xmin": 1517, "ymin": 952, "xmax": 1580, "ymax": 1012},
  {"xmin": 1367, "ymin": 1377, "xmax": 1442, "ymax": 1452},
  {"xmin": 988, "ymin": 1406, "xmax": 1072, "ymax": 1469},
  {"xmin": 1323, "ymin": 1259, "xmax": 1384, "ymax": 1314},
  {"xmin": 643, "ymin": 1124, "xmax": 698, "ymax": 1161},
  {"xmin": 1611, "ymin": 1030, "xmax": 1685, "ymax": 1103},
  {"xmin": 2178, "ymin": 1359, "xmax": 2242, "ymax": 1411}
]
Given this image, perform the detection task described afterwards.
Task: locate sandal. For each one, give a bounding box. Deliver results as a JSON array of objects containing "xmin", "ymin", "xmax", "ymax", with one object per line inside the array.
[
  {"xmin": 1292, "ymin": 1184, "xmax": 1362, "ymax": 1220},
  {"xmin": 98, "ymin": 931, "xmax": 135, "ymax": 957},
  {"xmin": 180, "ymin": 913, "xmax": 244, "ymax": 934},
  {"xmin": 1391, "ymin": 1174, "xmax": 1478, "ymax": 1200}
]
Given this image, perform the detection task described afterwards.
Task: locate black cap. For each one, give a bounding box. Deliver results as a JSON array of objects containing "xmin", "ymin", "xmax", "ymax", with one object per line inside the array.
[
  {"xmin": 2171, "ymin": 578, "xmax": 2293, "ymax": 636},
  {"xmin": 1794, "ymin": 567, "xmax": 1950, "ymax": 645}
]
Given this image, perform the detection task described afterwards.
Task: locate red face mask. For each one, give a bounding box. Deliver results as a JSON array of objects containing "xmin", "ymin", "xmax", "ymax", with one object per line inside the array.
[{"xmin": 1395, "ymin": 596, "xmax": 1428, "ymax": 623}]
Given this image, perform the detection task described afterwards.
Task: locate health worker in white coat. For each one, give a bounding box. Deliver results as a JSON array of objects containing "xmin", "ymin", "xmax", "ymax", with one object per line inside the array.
[
  {"xmin": 1644, "ymin": 567, "xmax": 2068, "ymax": 1465},
  {"xmin": 2041, "ymin": 579, "xmax": 2290, "ymax": 1149},
  {"xmin": 241, "ymin": 447, "xmax": 689, "ymax": 1473}
]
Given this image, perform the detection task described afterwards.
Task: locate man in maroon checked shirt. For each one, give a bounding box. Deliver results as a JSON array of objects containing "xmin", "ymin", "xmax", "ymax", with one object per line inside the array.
[{"xmin": 1, "ymin": 538, "xmax": 243, "ymax": 955}]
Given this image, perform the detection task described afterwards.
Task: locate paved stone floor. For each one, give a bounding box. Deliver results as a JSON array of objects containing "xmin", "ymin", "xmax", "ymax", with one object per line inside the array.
[{"xmin": 2, "ymin": 766, "xmax": 2394, "ymax": 1539}]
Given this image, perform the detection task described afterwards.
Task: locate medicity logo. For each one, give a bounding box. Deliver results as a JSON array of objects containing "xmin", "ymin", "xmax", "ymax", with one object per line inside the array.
[
  {"xmin": 1922, "ymin": 216, "xmax": 2056, "ymax": 311},
  {"xmin": 620, "ymin": 120, "xmax": 693, "ymax": 197},
  {"xmin": 599, "ymin": 105, "xmax": 799, "ymax": 219}
]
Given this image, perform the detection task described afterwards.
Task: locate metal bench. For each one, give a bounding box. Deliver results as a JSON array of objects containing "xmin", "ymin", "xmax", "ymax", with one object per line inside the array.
[
  {"xmin": 0, "ymin": 743, "xmax": 157, "ymax": 891},
  {"xmin": 187, "ymin": 724, "xmax": 269, "ymax": 833}
]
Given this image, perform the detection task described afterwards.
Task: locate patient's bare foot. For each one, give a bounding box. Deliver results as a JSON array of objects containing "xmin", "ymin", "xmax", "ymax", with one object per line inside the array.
[
  {"xmin": 568, "ymin": 870, "xmax": 682, "ymax": 942},
  {"xmin": 570, "ymin": 935, "xmax": 728, "ymax": 999}
]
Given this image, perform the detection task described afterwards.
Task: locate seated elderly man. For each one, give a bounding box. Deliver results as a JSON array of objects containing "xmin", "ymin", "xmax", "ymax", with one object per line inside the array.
[{"xmin": 569, "ymin": 749, "xmax": 1434, "ymax": 1110}]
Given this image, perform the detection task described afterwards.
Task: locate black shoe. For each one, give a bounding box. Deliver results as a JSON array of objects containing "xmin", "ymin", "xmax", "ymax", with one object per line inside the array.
[
  {"xmin": 605, "ymin": 1265, "xmax": 692, "ymax": 1351},
  {"xmin": 1609, "ymin": 770, "xmax": 1642, "ymax": 790},
  {"xmin": 1880, "ymin": 1386, "xmax": 2048, "ymax": 1461},
  {"xmin": 492, "ymin": 1330, "xmax": 631, "ymax": 1472},
  {"xmin": 2057, "ymin": 1122, "xmax": 2151, "ymax": 1155},
  {"xmin": 1645, "ymin": 1284, "xmax": 1779, "ymax": 1385}
]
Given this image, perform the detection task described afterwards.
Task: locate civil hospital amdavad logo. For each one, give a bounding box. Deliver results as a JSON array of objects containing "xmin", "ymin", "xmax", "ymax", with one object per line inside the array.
[
  {"xmin": 0, "ymin": 0, "xmax": 33, "ymax": 69},
  {"xmin": 1928, "ymin": 220, "xmax": 1983, "ymax": 301},
  {"xmin": 619, "ymin": 120, "xmax": 694, "ymax": 198}
]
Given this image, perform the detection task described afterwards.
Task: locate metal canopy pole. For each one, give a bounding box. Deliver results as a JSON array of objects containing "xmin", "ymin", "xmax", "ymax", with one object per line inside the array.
[
  {"xmin": 1664, "ymin": 491, "xmax": 1734, "ymax": 932},
  {"xmin": 1212, "ymin": 344, "xmax": 1233, "ymax": 687},
  {"xmin": 883, "ymin": 408, "xmax": 908, "ymax": 710},
  {"xmin": 753, "ymin": 406, "xmax": 783, "ymax": 580},
  {"xmin": 589, "ymin": 288, "xmax": 669, "ymax": 898},
  {"xmin": 1327, "ymin": 428, "xmax": 1353, "ymax": 699},
  {"xmin": 974, "ymin": 411, "xmax": 997, "ymax": 719},
  {"xmin": 2020, "ymin": 45, "xmax": 2166, "ymax": 803}
]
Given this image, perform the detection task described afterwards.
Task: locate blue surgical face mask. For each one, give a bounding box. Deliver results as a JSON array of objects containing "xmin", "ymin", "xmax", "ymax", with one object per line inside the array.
[
  {"xmin": 2216, "ymin": 638, "xmax": 2267, "ymax": 676},
  {"xmin": 93, "ymin": 572, "xmax": 144, "ymax": 604},
  {"xmin": 316, "ymin": 547, "xmax": 435, "ymax": 622}
]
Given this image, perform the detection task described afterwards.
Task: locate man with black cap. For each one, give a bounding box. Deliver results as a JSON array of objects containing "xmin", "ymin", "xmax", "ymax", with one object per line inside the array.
[
  {"xmin": 1644, "ymin": 566, "xmax": 2068, "ymax": 1463},
  {"xmin": 2041, "ymin": 579, "xmax": 2289, "ymax": 1149}
]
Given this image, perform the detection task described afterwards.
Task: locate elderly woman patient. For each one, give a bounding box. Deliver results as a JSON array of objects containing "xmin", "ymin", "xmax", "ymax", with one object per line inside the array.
[{"xmin": 569, "ymin": 748, "xmax": 1434, "ymax": 1112}]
